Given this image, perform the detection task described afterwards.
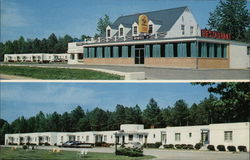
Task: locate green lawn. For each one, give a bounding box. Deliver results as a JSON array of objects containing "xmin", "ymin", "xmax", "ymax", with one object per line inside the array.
[
  {"xmin": 0, "ymin": 66, "xmax": 124, "ymax": 80},
  {"xmin": 0, "ymin": 147, "xmax": 154, "ymax": 160}
]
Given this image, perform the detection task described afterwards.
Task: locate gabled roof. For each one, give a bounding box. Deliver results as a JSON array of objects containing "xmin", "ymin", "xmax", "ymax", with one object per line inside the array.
[{"xmin": 112, "ymin": 6, "xmax": 188, "ymax": 32}]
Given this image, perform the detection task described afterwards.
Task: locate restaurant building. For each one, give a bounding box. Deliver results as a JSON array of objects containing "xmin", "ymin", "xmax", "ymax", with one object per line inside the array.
[{"xmin": 68, "ymin": 6, "xmax": 250, "ymax": 69}]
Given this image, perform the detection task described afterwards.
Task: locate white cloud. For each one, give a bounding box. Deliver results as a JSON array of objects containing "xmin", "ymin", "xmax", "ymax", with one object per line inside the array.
[{"xmin": 1, "ymin": 1, "xmax": 31, "ymax": 27}]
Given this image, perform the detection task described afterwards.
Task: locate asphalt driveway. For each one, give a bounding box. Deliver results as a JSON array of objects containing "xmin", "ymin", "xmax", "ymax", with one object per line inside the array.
[{"xmin": 1, "ymin": 63, "xmax": 250, "ymax": 80}]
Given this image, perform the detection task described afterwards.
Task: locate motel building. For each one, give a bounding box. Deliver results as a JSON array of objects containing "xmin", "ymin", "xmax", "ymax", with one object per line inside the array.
[
  {"xmin": 4, "ymin": 53, "xmax": 70, "ymax": 63},
  {"xmin": 68, "ymin": 6, "xmax": 250, "ymax": 69},
  {"xmin": 5, "ymin": 122, "xmax": 250, "ymax": 152}
]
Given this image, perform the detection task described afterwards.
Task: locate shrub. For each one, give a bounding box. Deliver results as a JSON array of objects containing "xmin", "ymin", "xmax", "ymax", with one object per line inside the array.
[
  {"xmin": 238, "ymin": 146, "xmax": 247, "ymax": 152},
  {"xmin": 175, "ymin": 144, "xmax": 182, "ymax": 149},
  {"xmin": 194, "ymin": 143, "xmax": 203, "ymax": 150},
  {"xmin": 116, "ymin": 148, "xmax": 143, "ymax": 157},
  {"xmin": 187, "ymin": 144, "xmax": 194, "ymax": 149},
  {"xmin": 22, "ymin": 145, "xmax": 27, "ymax": 150},
  {"xmin": 207, "ymin": 145, "xmax": 215, "ymax": 151},
  {"xmin": 181, "ymin": 144, "xmax": 188, "ymax": 149},
  {"xmin": 144, "ymin": 142, "xmax": 162, "ymax": 148},
  {"xmin": 227, "ymin": 146, "xmax": 236, "ymax": 152},
  {"xmin": 217, "ymin": 145, "xmax": 226, "ymax": 151},
  {"xmin": 95, "ymin": 142, "xmax": 107, "ymax": 147},
  {"xmin": 163, "ymin": 144, "xmax": 174, "ymax": 149},
  {"xmin": 44, "ymin": 142, "xmax": 50, "ymax": 146},
  {"xmin": 155, "ymin": 142, "xmax": 162, "ymax": 148}
]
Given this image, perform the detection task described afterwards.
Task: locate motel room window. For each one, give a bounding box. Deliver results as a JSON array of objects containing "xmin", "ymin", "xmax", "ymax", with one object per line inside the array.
[
  {"xmin": 104, "ymin": 135, "xmax": 107, "ymax": 141},
  {"xmin": 149, "ymin": 24, "xmax": 153, "ymax": 34},
  {"xmin": 77, "ymin": 136, "xmax": 80, "ymax": 141},
  {"xmin": 129, "ymin": 135, "xmax": 133, "ymax": 141},
  {"xmin": 190, "ymin": 26, "xmax": 194, "ymax": 35},
  {"xmin": 111, "ymin": 135, "xmax": 113, "ymax": 139},
  {"xmin": 107, "ymin": 29, "xmax": 111, "ymax": 37},
  {"xmin": 175, "ymin": 133, "xmax": 181, "ymax": 141},
  {"xmin": 224, "ymin": 131, "xmax": 233, "ymax": 141},
  {"xmin": 120, "ymin": 27, "xmax": 123, "ymax": 37},
  {"xmin": 134, "ymin": 26, "xmax": 138, "ymax": 35},
  {"xmin": 247, "ymin": 46, "xmax": 250, "ymax": 55},
  {"xmin": 181, "ymin": 25, "xmax": 185, "ymax": 35},
  {"xmin": 153, "ymin": 134, "xmax": 156, "ymax": 138},
  {"xmin": 189, "ymin": 133, "xmax": 192, "ymax": 138},
  {"xmin": 86, "ymin": 136, "xmax": 89, "ymax": 142}
]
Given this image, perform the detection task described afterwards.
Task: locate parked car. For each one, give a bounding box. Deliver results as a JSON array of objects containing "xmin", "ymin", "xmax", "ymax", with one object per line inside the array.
[
  {"xmin": 125, "ymin": 142, "xmax": 143, "ymax": 149},
  {"xmin": 62, "ymin": 141, "xmax": 74, "ymax": 147}
]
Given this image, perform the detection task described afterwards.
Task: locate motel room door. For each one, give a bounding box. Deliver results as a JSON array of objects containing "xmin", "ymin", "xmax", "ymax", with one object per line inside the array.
[{"xmin": 135, "ymin": 45, "xmax": 145, "ymax": 64}]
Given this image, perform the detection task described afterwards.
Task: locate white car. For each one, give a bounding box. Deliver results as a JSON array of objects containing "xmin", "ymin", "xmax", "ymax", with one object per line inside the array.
[{"xmin": 125, "ymin": 142, "xmax": 143, "ymax": 149}]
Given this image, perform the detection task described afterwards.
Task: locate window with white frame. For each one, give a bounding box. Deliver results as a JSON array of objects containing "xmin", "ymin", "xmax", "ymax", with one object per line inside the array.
[
  {"xmin": 129, "ymin": 135, "xmax": 133, "ymax": 141},
  {"xmin": 181, "ymin": 25, "xmax": 185, "ymax": 35},
  {"xmin": 77, "ymin": 136, "xmax": 80, "ymax": 141},
  {"xmin": 190, "ymin": 26, "xmax": 194, "ymax": 35},
  {"xmin": 189, "ymin": 133, "xmax": 192, "ymax": 138},
  {"xmin": 134, "ymin": 26, "xmax": 138, "ymax": 35},
  {"xmin": 224, "ymin": 131, "xmax": 232, "ymax": 141},
  {"xmin": 153, "ymin": 134, "xmax": 155, "ymax": 138},
  {"xmin": 149, "ymin": 24, "xmax": 153, "ymax": 34},
  {"xmin": 104, "ymin": 135, "xmax": 107, "ymax": 141},
  {"xmin": 120, "ymin": 27, "xmax": 123, "ymax": 36},
  {"xmin": 175, "ymin": 133, "xmax": 181, "ymax": 141},
  {"xmin": 107, "ymin": 29, "xmax": 111, "ymax": 37}
]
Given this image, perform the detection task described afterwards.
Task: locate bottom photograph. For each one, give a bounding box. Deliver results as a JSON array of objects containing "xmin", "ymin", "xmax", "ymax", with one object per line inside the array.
[{"xmin": 0, "ymin": 82, "xmax": 249, "ymax": 160}]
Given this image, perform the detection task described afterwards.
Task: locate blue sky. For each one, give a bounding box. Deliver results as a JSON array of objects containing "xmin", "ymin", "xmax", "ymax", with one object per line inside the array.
[
  {"xmin": 0, "ymin": 82, "xmax": 212, "ymax": 123},
  {"xmin": 1, "ymin": 0, "xmax": 234, "ymax": 42}
]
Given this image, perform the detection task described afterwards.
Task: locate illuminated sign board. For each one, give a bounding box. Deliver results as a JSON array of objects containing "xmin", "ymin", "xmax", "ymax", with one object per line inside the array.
[
  {"xmin": 201, "ymin": 29, "xmax": 231, "ymax": 40},
  {"xmin": 138, "ymin": 15, "xmax": 149, "ymax": 33}
]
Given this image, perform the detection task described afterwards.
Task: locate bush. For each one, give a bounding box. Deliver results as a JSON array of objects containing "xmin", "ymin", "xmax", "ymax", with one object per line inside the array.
[
  {"xmin": 95, "ymin": 142, "xmax": 108, "ymax": 147},
  {"xmin": 217, "ymin": 145, "xmax": 226, "ymax": 151},
  {"xmin": 44, "ymin": 142, "xmax": 50, "ymax": 146},
  {"xmin": 181, "ymin": 144, "xmax": 188, "ymax": 149},
  {"xmin": 144, "ymin": 142, "xmax": 162, "ymax": 148},
  {"xmin": 207, "ymin": 145, "xmax": 215, "ymax": 151},
  {"xmin": 194, "ymin": 143, "xmax": 203, "ymax": 150},
  {"xmin": 238, "ymin": 146, "xmax": 247, "ymax": 152},
  {"xmin": 187, "ymin": 144, "xmax": 194, "ymax": 149},
  {"xmin": 163, "ymin": 144, "xmax": 174, "ymax": 149},
  {"xmin": 227, "ymin": 146, "xmax": 236, "ymax": 152},
  {"xmin": 175, "ymin": 144, "xmax": 182, "ymax": 149},
  {"xmin": 22, "ymin": 145, "xmax": 27, "ymax": 150},
  {"xmin": 116, "ymin": 148, "xmax": 143, "ymax": 157}
]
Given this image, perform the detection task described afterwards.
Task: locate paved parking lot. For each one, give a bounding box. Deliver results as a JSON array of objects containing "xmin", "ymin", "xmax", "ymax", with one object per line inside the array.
[{"xmin": 2, "ymin": 64, "xmax": 250, "ymax": 80}]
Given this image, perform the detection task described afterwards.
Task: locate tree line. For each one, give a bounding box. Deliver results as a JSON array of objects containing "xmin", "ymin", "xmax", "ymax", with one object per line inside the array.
[{"xmin": 0, "ymin": 83, "xmax": 249, "ymax": 144}]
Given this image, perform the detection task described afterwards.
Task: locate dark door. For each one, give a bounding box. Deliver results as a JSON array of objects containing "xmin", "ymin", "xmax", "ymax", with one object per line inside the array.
[{"xmin": 135, "ymin": 48, "xmax": 144, "ymax": 64}]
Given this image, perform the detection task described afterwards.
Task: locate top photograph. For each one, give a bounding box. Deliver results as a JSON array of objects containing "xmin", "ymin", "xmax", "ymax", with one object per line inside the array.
[{"xmin": 0, "ymin": 0, "xmax": 249, "ymax": 80}]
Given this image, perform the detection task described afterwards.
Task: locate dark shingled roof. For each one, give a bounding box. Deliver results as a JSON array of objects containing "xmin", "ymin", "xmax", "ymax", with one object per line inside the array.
[{"xmin": 112, "ymin": 6, "xmax": 188, "ymax": 32}]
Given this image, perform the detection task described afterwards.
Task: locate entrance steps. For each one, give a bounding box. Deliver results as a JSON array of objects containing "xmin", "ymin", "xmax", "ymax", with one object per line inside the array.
[{"xmin": 200, "ymin": 144, "xmax": 209, "ymax": 151}]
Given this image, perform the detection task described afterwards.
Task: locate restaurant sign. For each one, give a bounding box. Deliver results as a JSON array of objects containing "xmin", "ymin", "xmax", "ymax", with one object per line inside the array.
[
  {"xmin": 201, "ymin": 29, "xmax": 231, "ymax": 40},
  {"xmin": 138, "ymin": 15, "xmax": 149, "ymax": 33}
]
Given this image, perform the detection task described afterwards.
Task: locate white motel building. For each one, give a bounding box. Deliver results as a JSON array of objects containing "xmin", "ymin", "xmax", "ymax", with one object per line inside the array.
[
  {"xmin": 5, "ymin": 122, "xmax": 250, "ymax": 152},
  {"xmin": 67, "ymin": 6, "xmax": 250, "ymax": 69},
  {"xmin": 4, "ymin": 53, "xmax": 70, "ymax": 63}
]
